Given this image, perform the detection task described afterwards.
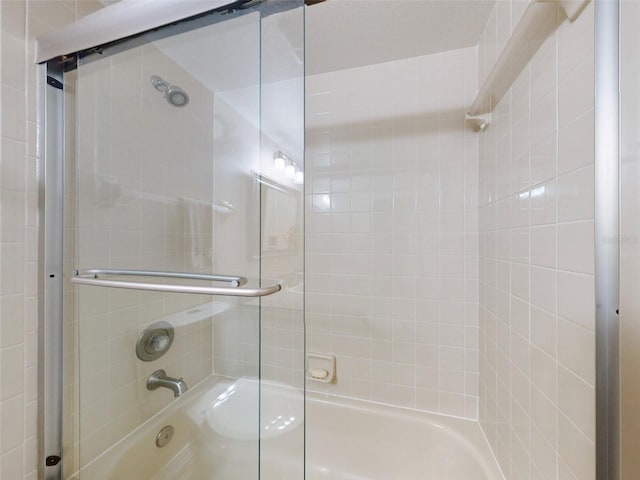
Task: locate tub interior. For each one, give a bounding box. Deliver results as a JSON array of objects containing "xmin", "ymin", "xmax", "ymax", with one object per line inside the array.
[{"xmin": 78, "ymin": 376, "xmax": 503, "ymax": 479}]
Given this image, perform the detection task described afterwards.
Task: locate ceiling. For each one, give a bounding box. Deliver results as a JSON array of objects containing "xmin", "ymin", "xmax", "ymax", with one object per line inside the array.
[{"xmin": 305, "ymin": 0, "xmax": 495, "ymax": 75}]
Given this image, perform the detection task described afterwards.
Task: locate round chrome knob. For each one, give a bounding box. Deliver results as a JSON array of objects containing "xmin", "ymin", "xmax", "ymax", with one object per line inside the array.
[
  {"xmin": 156, "ymin": 425, "xmax": 174, "ymax": 448},
  {"xmin": 135, "ymin": 321, "xmax": 174, "ymax": 362}
]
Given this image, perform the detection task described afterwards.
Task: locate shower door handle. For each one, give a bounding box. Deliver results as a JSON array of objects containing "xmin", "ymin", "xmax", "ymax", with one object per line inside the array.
[{"xmin": 70, "ymin": 269, "xmax": 281, "ymax": 297}]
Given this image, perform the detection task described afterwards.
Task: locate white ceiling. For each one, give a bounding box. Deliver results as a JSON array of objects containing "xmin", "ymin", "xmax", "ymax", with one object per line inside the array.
[{"xmin": 305, "ymin": 0, "xmax": 495, "ymax": 75}]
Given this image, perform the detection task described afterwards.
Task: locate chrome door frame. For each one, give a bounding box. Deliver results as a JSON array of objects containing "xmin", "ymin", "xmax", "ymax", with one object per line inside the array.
[
  {"xmin": 40, "ymin": 61, "xmax": 65, "ymax": 480},
  {"xmin": 595, "ymin": 0, "xmax": 620, "ymax": 478}
]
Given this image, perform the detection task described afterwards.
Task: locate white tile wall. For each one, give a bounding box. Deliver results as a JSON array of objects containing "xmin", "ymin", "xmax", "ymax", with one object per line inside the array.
[
  {"xmin": 259, "ymin": 13, "xmax": 306, "ymax": 387},
  {"xmin": 208, "ymin": 88, "xmax": 262, "ymax": 381},
  {"xmin": 0, "ymin": 1, "xmax": 601, "ymax": 478},
  {"xmin": 207, "ymin": 56, "xmax": 305, "ymax": 391},
  {"xmin": 0, "ymin": 2, "xmax": 104, "ymax": 479},
  {"xmin": 305, "ymin": 47, "xmax": 480, "ymax": 419},
  {"xmin": 477, "ymin": 2, "xmax": 596, "ymax": 479}
]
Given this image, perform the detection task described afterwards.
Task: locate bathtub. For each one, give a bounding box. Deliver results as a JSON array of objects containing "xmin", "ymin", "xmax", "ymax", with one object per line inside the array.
[
  {"xmin": 306, "ymin": 394, "xmax": 504, "ymax": 480},
  {"xmin": 77, "ymin": 376, "xmax": 503, "ymax": 479}
]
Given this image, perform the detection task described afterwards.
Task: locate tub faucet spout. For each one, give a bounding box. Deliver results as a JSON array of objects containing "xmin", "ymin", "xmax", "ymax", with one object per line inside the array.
[{"xmin": 147, "ymin": 369, "xmax": 188, "ymax": 398}]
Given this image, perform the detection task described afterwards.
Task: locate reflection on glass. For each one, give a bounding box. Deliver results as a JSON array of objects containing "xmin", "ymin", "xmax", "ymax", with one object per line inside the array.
[{"xmin": 262, "ymin": 181, "xmax": 299, "ymax": 254}]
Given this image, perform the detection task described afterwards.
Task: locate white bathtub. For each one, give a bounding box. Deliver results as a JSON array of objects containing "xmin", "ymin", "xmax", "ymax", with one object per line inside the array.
[
  {"xmin": 306, "ymin": 394, "xmax": 504, "ymax": 480},
  {"xmin": 77, "ymin": 376, "xmax": 503, "ymax": 480}
]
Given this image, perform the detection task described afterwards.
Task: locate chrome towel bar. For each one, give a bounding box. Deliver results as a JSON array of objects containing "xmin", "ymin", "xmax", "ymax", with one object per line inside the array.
[
  {"xmin": 71, "ymin": 269, "xmax": 281, "ymax": 297},
  {"xmin": 77, "ymin": 269, "xmax": 247, "ymax": 286}
]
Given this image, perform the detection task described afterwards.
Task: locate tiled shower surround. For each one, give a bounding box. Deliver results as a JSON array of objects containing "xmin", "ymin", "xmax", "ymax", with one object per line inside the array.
[
  {"xmin": 306, "ymin": 1, "xmax": 597, "ymax": 478},
  {"xmin": 0, "ymin": 1, "xmax": 599, "ymax": 479},
  {"xmin": 305, "ymin": 46, "xmax": 481, "ymax": 418},
  {"xmin": 0, "ymin": 1, "xmax": 105, "ymax": 479},
  {"xmin": 477, "ymin": 1, "xmax": 595, "ymax": 479}
]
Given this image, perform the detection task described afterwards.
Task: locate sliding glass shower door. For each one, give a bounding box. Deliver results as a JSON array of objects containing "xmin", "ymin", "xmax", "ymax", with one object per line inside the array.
[{"xmin": 59, "ymin": 2, "xmax": 304, "ymax": 478}]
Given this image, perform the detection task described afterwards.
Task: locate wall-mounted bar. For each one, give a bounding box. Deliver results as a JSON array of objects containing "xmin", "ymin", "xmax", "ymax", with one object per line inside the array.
[
  {"xmin": 466, "ymin": 0, "xmax": 590, "ymax": 129},
  {"xmin": 77, "ymin": 269, "xmax": 247, "ymax": 287},
  {"xmin": 71, "ymin": 269, "xmax": 280, "ymax": 297}
]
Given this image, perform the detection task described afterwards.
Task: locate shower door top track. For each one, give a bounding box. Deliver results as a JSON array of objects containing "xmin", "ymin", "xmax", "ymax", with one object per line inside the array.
[{"xmin": 36, "ymin": 0, "xmax": 242, "ymax": 64}]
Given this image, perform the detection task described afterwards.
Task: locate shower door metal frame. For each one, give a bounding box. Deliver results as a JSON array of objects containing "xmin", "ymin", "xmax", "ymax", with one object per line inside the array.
[
  {"xmin": 40, "ymin": 61, "xmax": 66, "ymax": 480},
  {"xmin": 595, "ymin": 0, "xmax": 620, "ymax": 478}
]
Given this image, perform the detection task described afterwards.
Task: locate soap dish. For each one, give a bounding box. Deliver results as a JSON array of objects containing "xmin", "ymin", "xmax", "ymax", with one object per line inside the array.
[{"xmin": 306, "ymin": 352, "xmax": 336, "ymax": 383}]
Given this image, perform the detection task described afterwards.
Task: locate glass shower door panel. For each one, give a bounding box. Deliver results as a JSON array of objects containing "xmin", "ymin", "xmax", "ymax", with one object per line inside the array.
[
  {"xmin": 71, "ymin": 11, "xmax": 263, "ymax": 479},
  {"xmin": 258, "ymin": 3, "xmax": 305, "ymax": 479}
]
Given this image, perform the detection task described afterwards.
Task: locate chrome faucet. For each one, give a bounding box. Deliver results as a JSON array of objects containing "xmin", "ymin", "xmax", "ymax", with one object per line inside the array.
[{"xmin": 147, "ymin": 369, "xmax": 188, "ymax": 398}]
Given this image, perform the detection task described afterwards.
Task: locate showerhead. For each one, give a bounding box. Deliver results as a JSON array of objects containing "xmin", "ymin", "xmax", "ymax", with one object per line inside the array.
[
  {"xmin": 165, "ymin": 86, "xmax": 189, "ymax": 107},
  {"xmin": 150, "ymin": 75, "xmax": 189, "ymax": 107}
]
